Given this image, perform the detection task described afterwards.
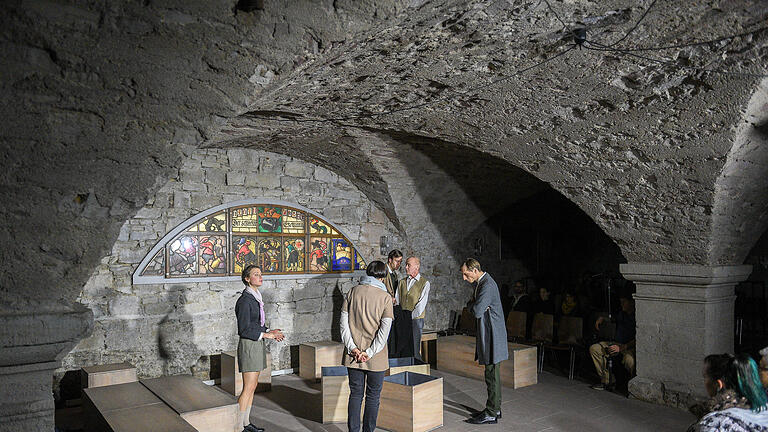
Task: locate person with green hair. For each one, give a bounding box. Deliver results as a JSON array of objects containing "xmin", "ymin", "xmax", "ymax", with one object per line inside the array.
[{"xmin": 688, "ymin": 353, "xmax": 768, "ymax": 432}]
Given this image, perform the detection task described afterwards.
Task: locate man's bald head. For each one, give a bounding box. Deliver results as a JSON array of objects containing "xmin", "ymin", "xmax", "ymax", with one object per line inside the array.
[{"xmin": 405, "ymin": 256, "xmax": 421, "ymax": 278}]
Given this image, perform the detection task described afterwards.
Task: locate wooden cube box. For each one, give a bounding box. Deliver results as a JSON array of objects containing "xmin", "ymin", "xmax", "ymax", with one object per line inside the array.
[
  {"xmin": 81, "ymin": 363, "xmax": 137, "ymax": 388},
  {"xmin": 220, "ymin": 350, "xmax": 272, "ymax": 396},
  {"xmin": 322, "ymin": 366, "xmax": 350, "ymax": 424},
  {"xmin": 420, "ymin": 331, "xmax": 438, "ymax": 369},
  {"xmin": 378, "ymin": 372, "xmax": 443, "ymax": 432},
  {"xmin": 299, "ymin": 341, "xmax": 344, "ymax": 380},
  {"xmin": 436, "ymin": 335, "xmax": 537, "ymax": 389},
  {"xmin": 387, "ymin": 357, "xmax": 430, "ymax": 376}
]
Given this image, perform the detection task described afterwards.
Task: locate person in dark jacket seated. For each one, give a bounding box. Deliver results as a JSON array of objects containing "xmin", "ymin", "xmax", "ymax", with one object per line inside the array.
[
  {"xmin": 589, "ymin": 295, "xmax": 635, "ymax": 391},
  {"xmin": 530, "ymin": 287, "xmax": 555, "ymax": 315},
  {"xmin": 509, "ymin": 280, "xmax": 532, "ymax": 313}
]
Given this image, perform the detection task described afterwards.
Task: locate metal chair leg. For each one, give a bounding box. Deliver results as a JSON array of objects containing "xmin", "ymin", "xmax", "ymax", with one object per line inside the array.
[
  {"xmin": 568, "ymin": 348, "xmax": 575, "ymax": 380},
  {"xmin": 538, "ymin": 344, "xmax": 544, "ymax": 373}
]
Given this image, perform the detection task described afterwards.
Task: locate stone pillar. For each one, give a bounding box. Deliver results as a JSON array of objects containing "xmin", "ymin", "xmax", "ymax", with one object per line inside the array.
[
  {"xmin": 0, "ymin": 305, "xmax": 92, "ymax": 432},
  {"xmin": 620, "ymin": 263, "xmax": 751, "ymax": 408}
]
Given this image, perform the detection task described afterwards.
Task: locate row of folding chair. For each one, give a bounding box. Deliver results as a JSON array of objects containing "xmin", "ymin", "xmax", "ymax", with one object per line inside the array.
[{"xmin": 506, "ymin": 312, "xmax": 583, "ymax": 380}]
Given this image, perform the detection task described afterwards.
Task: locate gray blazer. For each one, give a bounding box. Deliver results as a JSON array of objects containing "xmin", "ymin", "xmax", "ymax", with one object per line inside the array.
[{"xmin": 471, "ymin": 273, "xmax": 509, "ymax": 365}]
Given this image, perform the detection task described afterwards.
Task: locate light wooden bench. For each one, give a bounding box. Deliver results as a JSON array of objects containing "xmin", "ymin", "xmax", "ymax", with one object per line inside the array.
[
  {"xmin": 82, "ymin": 381, "xmax": 196, "ymax": 432},
  {"xmin": 299, "ymin": 340, "xmax": 344, "ymax": 380},
  {"xmin": 437, "ymin": 334, "xmax": 537, "ymax": 388},
  {"xmin": 378, "ymin": 372, "xmax": 443, "ymax": 432},
  {"xmin": 141, "ymin": 375, "xmax": 239, "ymax": 432},
  {"xmin": 81, "ymin": 362, "xmax": 137, "ymax": 388},
  {"xmin": 220, "ymin": 350, "xmax": 272, "ymax": 396},
  {"xmin": 387, "ymin": 357, "xmax": 430, "ymax": 376}
]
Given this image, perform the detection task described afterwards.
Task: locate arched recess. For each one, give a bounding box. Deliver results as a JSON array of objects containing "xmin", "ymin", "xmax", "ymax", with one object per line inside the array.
[{"xmin": 133, "ymin": 199, "xmax": 367, "ymax": 285}]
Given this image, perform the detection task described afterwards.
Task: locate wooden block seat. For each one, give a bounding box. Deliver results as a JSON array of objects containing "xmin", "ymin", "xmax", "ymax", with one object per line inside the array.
[
  {"xmin": 420, "ymin": 330, "xmax": 438, "ymax": 369},
  {"xmin": 82, "ymin": 381, "xmax": 195, "ymax": 432},
  {"xmin": 387, "ymin": 357, "xmax": 430, "ymax": 376},
  {"xmin": 299, "ymin": 340, "xmax": 344, "ymax": 380},
  {"xmin": 322, "ymin": 366, "xmax": 350, "ymax": 424},
  {"xmin": 141, "ymin": 375, "xmax": 238, "ymax": 432},
  {"xmin": 81, "ymin": 362, "xmax": 137, "ymax": 388},
  {"xmin": 220, "ymin": 350, "xmax": 272, "ymax": 396},
  {"xmin": 378, "ymin": 372, "xmax": 443, "ymax": 432},
  {"xmin": 437, "ymin": 335, "xmax": 537, "ymax": 389}
]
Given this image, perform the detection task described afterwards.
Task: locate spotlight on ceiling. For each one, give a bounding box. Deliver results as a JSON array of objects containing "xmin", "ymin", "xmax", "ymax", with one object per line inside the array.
[
  {"xmin": 572, "ymin": 27, "xmax": 587, "ymax": 47},
  {"xmin": 236, "ymin": 0, "xmax": 264, "ymax": 12}
]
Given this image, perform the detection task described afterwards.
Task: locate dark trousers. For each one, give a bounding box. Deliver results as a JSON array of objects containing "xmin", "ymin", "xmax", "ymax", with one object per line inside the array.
[
  {"xmin": 347, "ymin": 367, "xmax": 385, "ymax": 432},
  {"xmin": 484, "ymin": 363, "xmax": 501, "ymax": 415}
]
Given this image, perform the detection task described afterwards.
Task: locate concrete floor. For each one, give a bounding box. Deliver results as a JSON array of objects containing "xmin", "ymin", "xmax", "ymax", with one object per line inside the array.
[{"xmin": 249, "ymin": 370, "xmax": 696, "ymax": 432}]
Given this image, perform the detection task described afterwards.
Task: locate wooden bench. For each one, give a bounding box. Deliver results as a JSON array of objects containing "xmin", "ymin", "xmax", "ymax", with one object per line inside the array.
[
  {"xmin": 378, "ymin": 372, "xmax": 443, "ymax": 432},
  {"xmin": 299, "ymin": 341, "xmax": 344, "ymax": 380},
  {"xmin": 141, "ymin": 375, "xmax": 238, "ymax": 432},
  {"xmin": 81, "ymin": 362, "xmax": 137, "ymax": 388},
  {"xmin": 437, "ymin": 335, "xmax": 537, "ymax": 388},
  {"xmin": 220, "ymin": 350, "xmax": 272, "ymax": 396},
  {"xmin": 82, "ymin": 381, "xmax": 196, "ymax": 432}
]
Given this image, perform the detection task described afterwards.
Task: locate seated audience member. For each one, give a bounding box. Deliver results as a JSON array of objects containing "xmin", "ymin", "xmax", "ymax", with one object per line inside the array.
[
  {"xmin": 509, "ymin": 280, "xmax": 531, "ymax": 313},
  {"xmin": 687, "ymin": 353, "xmax": 768, "ymax": 432},
  {"xmin": 559, "ymin": 291, "xmax": 580, "ymax": 317},
  {"xmin": 531, "ymin": 287, "xmax": 555, "ymax": 315},
  {"xmin": 589, "ymin": 295, "xmax": 635, "ymax": 390}
]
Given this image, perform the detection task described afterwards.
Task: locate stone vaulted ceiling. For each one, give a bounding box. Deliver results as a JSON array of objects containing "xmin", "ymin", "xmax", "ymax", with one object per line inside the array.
[
  {"xmin": 2, "ymin": 0, "xmax": 768, "ymax": 309},
  {"xmin": 215, "ymin": 0, "xmax": 768, "ymax": 266}
]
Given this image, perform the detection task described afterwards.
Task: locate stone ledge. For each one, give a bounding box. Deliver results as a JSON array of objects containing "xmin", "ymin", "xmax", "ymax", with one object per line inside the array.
[{"xmin": 620, "ymin": 263, "xmax": 753, "ymax": 286}]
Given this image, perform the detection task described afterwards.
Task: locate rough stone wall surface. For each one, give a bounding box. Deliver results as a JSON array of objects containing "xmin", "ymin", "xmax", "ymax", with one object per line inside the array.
[
  {"xmin": 0, "ymin": 0, "xmax": 409, "ymax": 310},
  {"xmin": 58, "ymin": 148, "xmax": 400, "ymax": 380},
  {"xmin": 710, "ymin": 78, "xmax": 768, "ymax": 264},
  {"xmin": 223, "ymin": 0, "xmax": 768, "ymax": 265}
]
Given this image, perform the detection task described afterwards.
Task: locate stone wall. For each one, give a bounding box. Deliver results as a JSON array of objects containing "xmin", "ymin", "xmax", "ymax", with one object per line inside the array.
[{"xmin": 58, "ymin": 147, "xmax": 401, "ymax": 385}]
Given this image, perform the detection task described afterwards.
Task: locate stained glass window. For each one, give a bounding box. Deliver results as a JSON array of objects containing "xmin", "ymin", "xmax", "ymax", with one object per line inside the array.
[
  {"xmin": 141, "ymin": 250, "xmax": 165, "ymax": 276},
  {"xmin": 134, "ymin": 201, "xmax": 366, "ymax": 284},
  {"xmin": 331, "ymin": 238, "xmax": 353, "ymax": 271}
]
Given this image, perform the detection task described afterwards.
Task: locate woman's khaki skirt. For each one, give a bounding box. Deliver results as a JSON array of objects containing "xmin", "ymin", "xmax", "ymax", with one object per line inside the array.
[{"xmin": 237, "ymin": 337, "xmax": 267, "ymax": 372}]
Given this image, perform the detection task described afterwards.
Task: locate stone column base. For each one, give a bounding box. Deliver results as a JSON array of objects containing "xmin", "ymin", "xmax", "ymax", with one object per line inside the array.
[
  {"xmin": 628, "ymin": 376, "xmax": 704, "ymax": 409},
  {"xmin": 620, "ymin": 262, "xmax": 752, "ymax": 408},
  {"xmin": 0, "ymin": 305, "xmax": 92, "ymax": 432}
]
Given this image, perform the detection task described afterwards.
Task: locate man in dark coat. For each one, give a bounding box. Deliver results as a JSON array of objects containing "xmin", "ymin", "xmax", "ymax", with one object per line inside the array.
[{"xmin": 461, "ymin": 258, "xmax": 509, "ymax": 425}]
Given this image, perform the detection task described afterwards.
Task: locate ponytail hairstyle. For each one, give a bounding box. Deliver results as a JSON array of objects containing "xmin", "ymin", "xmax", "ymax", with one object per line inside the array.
[{"xmin": 733, "ymin": 353, "xmax": 768, "ymax": 413}]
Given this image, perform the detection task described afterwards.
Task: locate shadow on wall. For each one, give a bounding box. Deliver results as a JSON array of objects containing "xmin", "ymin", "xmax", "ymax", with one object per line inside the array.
[
  {"xmin": 158, "ymin": 288, "xmax": 202, "ymax": 376},
  {"xmin": 285, "ymin": 277, "xmax": 353, "ymax": 370}
]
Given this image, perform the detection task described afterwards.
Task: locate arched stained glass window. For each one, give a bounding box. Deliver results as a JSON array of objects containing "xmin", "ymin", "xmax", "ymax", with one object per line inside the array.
[{"xmin": 133, "ymin": 200, "xmax": 367, "ymax": 284}]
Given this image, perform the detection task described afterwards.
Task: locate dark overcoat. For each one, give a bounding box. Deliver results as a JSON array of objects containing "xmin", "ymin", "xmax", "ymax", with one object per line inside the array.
[{"xmin": 471, "ymin": 273, "xmax": 509, "ymax": 365}]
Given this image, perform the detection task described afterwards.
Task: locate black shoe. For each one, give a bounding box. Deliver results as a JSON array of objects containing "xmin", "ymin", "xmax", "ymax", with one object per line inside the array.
[
  {"xmin": 466, "ymin": 414, "xmax": 498, "ymax": 424},
  {"xmin": 244, "ymin": 424, "xmax": 265, "ymax": 432},
  {"xmin": 472, "ymin": 410, "xmax": 501, "ymax": 419}
]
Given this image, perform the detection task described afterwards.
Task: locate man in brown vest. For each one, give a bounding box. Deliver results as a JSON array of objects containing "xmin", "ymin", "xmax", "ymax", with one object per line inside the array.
[
  {"xmin": 340, "ymin": 261, "xmax": 394, "ymax": 432},
  {"xmin": 395, "ymin": 256, "xmax": 430, "ymax": 361}
]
